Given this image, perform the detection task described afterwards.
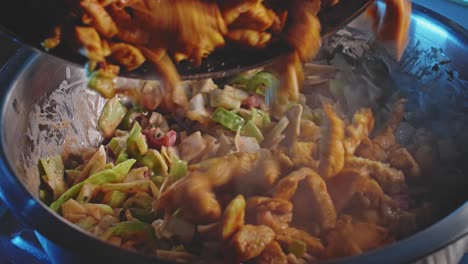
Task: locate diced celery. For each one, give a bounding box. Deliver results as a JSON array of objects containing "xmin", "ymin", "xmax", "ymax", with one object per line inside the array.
[
  {"xmin": 287, "ymin": 239, "xmax": 307, "ymax": 257},
  {"xmin": 119, "ymin": 110, "xmax": 145, "ymax": 131},
  {"xmin": 211, "ymin": 107, "xmax": 245, "ymax": 132},
  {"xmin": 141, "ymin": 149, "xmax": 169, "ymax": 177},
  {"xmin": 250, "ymin": 108, "xmax": 271, "ymax": 128},
  {"xmin": 99, "ymin": 98, "xmax": 128, "ymax": 138},
  {"xmin": 39, "ymin": 155, "xmax": 66, "ymax": 200},
  {"xmin": 108, "ymin": 137, "xmax": 127, "ymax": 157},
  {"xmin": 240, "ymin": 121, "xmax": 264, "ymax": 143},
  {"xmin": 127, "ymin": 122, "xmax": 148, "ymax": 157},
  {"xmin": 103, "ymin": 190, "xmax": 127, "ymax": 208},
  {"xmin": 169, "ymin": 158, "xmax": 188, "ymax": 180}
]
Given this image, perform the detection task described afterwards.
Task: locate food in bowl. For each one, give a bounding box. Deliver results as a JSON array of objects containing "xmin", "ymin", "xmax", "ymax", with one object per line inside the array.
[{"xmin": 38, "ymin": 65, "xmax": 436, "ymax": 262}]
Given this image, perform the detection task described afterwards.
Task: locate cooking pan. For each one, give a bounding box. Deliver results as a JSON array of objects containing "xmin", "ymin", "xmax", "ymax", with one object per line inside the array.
[{"xmin": 0, "ymin": 3, "xmax": 467, "ymax": 264}]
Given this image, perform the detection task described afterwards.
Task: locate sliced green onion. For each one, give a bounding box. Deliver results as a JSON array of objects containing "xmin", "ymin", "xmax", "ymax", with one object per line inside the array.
[
  {"xmin": 211, "ymin": 107, "xmax": 245, "ymax": 132},
  {"xmin": 248, "ymin": 71, "xmax": 279, "ymax": 96}
]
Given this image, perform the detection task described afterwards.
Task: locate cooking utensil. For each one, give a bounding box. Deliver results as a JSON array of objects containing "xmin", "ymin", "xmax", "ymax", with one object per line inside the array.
[
  {"xmin": 0, "ymin": 3, "xmax": 467, "ymax": 264},
  {"xmin": 0, "ymin": 0, "xmax": 374, "ymax": 80}
]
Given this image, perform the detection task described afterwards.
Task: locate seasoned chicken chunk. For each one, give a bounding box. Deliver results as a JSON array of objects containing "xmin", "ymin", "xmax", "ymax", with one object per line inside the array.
[
  {"xmin": 252, "ymin": 241, "xmax": 288, "ymax": 264},
  {"xmin": 227, "ymin": 225, "xmax": 276, "ymax": 262},
  {"xmin": 273, "ymin": 168, "xmax": 337, "ymax": 231},
  {"xmin": 246, "ymin": 197, "xmax": 293, "ymax": 231}
]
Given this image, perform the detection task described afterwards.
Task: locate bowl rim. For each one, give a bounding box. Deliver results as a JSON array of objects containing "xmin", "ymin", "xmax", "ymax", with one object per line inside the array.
[{"xmin": 0, "ymin": 2, "xmax": 467, "ymax": 263}]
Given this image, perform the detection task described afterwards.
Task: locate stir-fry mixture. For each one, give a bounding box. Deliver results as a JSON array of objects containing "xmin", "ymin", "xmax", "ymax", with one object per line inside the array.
[
  {"xmin": 41, "ymin": 0, "xmax": 411, "ymax": 103},
  {"xmin": 39, "ymin": 67, "xmax": 432, "ymax": 262}
]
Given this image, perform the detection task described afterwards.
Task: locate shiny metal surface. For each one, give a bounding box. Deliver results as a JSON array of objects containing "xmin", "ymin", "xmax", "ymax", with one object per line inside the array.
[
  {"xmin": 0, "ymin": 0, "xmax": 374, "ymax": 80},
  {"xmin": 0, "ymin": 3, "xmax": 467, "ymax": 264}
]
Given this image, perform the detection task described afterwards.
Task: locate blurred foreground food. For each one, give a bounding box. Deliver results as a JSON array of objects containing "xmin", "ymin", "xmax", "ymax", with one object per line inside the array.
[{"xmin": 42, "ymin": 0, "xmax": 411, "ymax": 107}]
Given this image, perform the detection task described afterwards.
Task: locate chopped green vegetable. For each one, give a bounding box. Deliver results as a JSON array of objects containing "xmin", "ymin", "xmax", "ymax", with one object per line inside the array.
[
  {"xmin": 123, "ymin": 192, "xmax": 153, "ymax": 210},
  {"xmin": 151, "ymin": 176, "xmax": 165, "ymax": 188},
  {"xmin": 211, "ymin": 107, "xmax": 246, "ymax": 132},
  {"xmin": 50, "ymin": 159, "xmax": 136, "ymax": 212},
  {"xmin": 129, "ymin": 208, "xmax": 159, "ymax": 223},
  {"xmin": 101, "ymin": 180, "xmax": 159, "ymax": 197},
  {"xmin": 119, "ymin": 110, "xmax": 146, "ymax": 131},
  {"xmin": 99, "ymin": 98, "xmax": 128, "ymax": 138},
  {"xmin": 88, "ymin": 70, "xmax": 116, "ymax": 99},
  {"xmin": 127, "ymin": 122, "xmax": 148, "ymax": 157},
  {"xmin": 103, "ymin": 190, "xmax": 127, "ymax": 208},
  {"xmin": 169, "ymin": 158, "xmax": 188, "ymax": 180},
  {"xmin": 248, "ymin": 71, "xmax": 279, "ymax": 96},
  {"xmin": 229, "ymin": 74, "xmax": 252, "ymax": 89},
  {"xmin": 108, "ymin": 137, "xmax": 127, "ymax": 157},
  {"xmin": 287, "ymin": 239, "xmax": 307, "ymax": 257},
  {"xmin": 74, "ymin": 146, "xmax": 107, "ymax": 184},
  {"xmin": 250, "ymin": 108, "xmax": 271, "ymax": 128},
  {"xmin": 240, "ymin": 121, "xmax": 264, "ymax": 143},
  {"xmin": 115, "ymin": 152, "xmax": 129, "ymax": 165},
  {"xmin": 141, "ymin": 149, "xmax": 168, "ymax": 177},
  {"xmin": 100, "ymin": 221, "xmax": 156, "ymax": 243},
  {"xmin": 39, "ymin": 155, "xmax": 66, "ymax": 200}
]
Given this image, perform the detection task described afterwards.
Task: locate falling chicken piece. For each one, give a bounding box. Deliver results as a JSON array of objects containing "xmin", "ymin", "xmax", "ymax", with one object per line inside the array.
[
  {"xmin": 343, "ymin": 108, "xmax": 375, "ymax": 156},
  {"xmin": 318, "ymin": 104, "xmax": 345, "ymax": 179},
  {"xmin": 368, "ymin": 0, "xmax": 412, "ymax": 60},
  {"xmin": 229, "ymin": 3, "xmax": 276, "ymax": 32}
]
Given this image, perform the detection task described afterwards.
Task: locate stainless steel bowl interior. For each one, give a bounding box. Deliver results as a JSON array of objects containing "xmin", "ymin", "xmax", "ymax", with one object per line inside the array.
[{"xmin": 0, "ymin": 3, "xmax": 467, "ymax": 263}]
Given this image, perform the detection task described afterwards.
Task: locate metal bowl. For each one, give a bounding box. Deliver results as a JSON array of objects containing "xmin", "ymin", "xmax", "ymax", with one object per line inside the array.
[{"xmin": 0, "ymin": 3, "xmax": 467, "ymax": 264}]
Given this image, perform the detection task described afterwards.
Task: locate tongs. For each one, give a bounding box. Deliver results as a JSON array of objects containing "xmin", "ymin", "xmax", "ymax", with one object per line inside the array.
[{"xmin": 0, "ymin": 0, "xmax": 374, "ymax": 80}]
